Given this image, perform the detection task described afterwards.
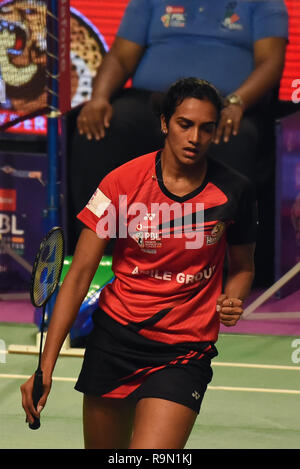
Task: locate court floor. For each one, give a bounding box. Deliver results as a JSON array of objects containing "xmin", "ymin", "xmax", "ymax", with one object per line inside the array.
[{"xmin": 0, "ymin": 322, "xmax": 299, "ymax": 449}]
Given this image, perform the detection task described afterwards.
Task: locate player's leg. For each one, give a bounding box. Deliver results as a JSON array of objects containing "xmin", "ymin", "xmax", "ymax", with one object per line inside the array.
[
  {"xmin": 83, "ymin": 395, "xmax": 135, "ymax": 449},
  {"xmin": 129, "ymin": 397, "xmax": 198, "ymax": 449}
]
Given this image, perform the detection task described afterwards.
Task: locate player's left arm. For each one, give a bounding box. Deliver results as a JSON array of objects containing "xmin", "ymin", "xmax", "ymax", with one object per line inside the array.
[{"xmin": 217, "ymin": 243, "xmax": 255, "ymax": 327}]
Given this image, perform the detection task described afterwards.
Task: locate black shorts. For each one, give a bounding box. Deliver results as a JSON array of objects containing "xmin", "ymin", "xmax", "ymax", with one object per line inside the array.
[{"xmin": 75, "ymin": 308, "xmax": 218, "ymax": 413}]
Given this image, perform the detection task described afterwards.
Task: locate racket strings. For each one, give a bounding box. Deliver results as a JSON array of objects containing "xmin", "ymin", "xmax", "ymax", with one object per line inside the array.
[{"xmin": 31, "ymin": 229, "xmax": 64, "ymax": 307}]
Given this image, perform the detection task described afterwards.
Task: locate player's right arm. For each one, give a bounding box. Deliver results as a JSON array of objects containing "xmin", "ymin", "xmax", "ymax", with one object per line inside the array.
[
  {"xmin": 77, "ymin": 37, "xmax": 145, "ymax": 141},
  {"xmin": 20, "ymin": 228, "xmax": 108, "ymax": 425}
]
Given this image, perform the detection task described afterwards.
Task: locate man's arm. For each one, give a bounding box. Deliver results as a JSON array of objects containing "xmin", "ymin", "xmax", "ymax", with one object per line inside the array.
[
  {"xmin": 77, "ymin": 37, "xmax": 145, "ymax": 140},
  {"xmin": 214, "ymin": 37, "xmax": 287, "ymax": 144}
]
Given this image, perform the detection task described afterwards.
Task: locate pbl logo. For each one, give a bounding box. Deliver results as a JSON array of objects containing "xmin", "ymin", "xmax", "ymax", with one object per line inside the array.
[{"xmin": 0, "ymin": 214, "xmax": 23, "ymax": 234}]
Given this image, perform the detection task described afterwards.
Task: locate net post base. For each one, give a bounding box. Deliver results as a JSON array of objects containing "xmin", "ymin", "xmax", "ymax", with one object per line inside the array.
[{"xmin": 8, "ymin": 332, "xmax": 84, "ymax": 357}]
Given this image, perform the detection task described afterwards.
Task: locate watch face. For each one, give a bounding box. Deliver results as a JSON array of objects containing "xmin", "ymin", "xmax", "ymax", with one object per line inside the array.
[
  {"xmin": 228, "ymin": 94, "xmax": 242, "ymax": 105},
  {"xmin": 229, "ymin": 95, "xmax": 238, "ymax": 104}
]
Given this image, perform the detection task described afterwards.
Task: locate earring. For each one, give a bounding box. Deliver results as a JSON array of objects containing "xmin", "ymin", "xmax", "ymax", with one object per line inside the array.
[{"xmin": 162, "ymin": 128, "xmax": 168, "ymax": 135}]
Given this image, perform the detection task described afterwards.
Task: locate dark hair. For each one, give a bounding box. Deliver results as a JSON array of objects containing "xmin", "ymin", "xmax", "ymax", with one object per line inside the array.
[{"xmin": 160, "ymin": 77, "xmax": 224, "ymax": 125}]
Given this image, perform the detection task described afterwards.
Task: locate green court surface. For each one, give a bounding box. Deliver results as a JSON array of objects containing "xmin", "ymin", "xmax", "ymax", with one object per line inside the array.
[{"xmin": 0, "ymin": 323, "xmax": 300, "ymax": 449}]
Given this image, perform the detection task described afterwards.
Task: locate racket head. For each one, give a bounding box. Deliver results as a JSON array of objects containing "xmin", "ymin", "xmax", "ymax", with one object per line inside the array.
[{"xmin": 30, "ymin": 227, "xmax": 65, "ymax": 308}]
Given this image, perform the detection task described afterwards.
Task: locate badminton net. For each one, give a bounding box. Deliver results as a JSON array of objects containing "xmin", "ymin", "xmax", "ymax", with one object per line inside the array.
[{"xmin": 0, "ymin": 0, "xmax": 71, "ymax": 132}]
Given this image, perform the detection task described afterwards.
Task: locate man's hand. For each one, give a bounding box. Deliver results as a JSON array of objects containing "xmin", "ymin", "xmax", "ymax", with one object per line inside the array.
[
  {"xmin": 213, "ymin": 104, "xmax": 244, "ymax": 144},
  {"xmin": 216, "ymin": 294, "xmax": 244, "ymax": 327},
  {"xmin": 77, "ymin": 97, "xmax": 113, "ymax": 141}
]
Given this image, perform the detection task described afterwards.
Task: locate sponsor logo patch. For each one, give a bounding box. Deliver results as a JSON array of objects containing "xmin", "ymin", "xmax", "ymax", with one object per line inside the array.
[
  {"xmin": 206, "ymin": 221, "xmax": 225, "ymax": 245},
  {"xmin": 221, "ymin": 2, "xmax": 243, "ymax": 31},
  {"xmin": 161, "ymin": 5, "xmax": 186, "ymax": 28}
]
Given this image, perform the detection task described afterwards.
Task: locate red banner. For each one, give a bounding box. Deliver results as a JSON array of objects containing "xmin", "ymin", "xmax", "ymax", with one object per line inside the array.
[{"xmin": 279, "ymin": 0, "xmax": 300, "ymax": 102}]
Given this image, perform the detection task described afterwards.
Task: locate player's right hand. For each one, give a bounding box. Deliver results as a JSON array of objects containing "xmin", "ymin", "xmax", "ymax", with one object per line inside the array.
[
  {"xmin": 20, "ymin": 373, "xmax": 52, "ymax": 425},
  {"xmin": 216, "ymin": 294, "xmax": 243, "ymax": 327},
  {"xmin": 77, "ymin": 98, "xmax": 113, "ymax": 141}
]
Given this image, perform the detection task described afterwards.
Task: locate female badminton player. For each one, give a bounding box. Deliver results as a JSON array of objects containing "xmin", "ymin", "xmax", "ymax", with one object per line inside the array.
[{"xmin": 21, "ymin": 77, "xmax": 257, "ymax": 449}]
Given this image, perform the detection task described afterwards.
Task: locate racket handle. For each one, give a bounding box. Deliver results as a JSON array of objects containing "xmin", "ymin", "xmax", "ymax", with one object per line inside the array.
[{"xmin": 29, "ymin": 369, "xmax": 43, "ymax": 430}]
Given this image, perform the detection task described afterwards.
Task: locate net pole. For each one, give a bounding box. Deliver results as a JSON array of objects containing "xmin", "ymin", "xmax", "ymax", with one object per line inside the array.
[
  {"xmin": 46, "ymin": 116, "xmax": 60, "ymax": 231},
  {"xmin": 45, "ymin": 0, "xmax": 60, "ymax": 233},
  {"xmin": 44, "ymin": 0, "xmax": 61, "ymax": 328}
]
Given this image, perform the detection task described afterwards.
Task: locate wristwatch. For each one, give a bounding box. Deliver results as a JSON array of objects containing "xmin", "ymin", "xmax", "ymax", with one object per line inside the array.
[{"xmin": 225, "ymin": 94, "xmax": 244, "ymax": 107}]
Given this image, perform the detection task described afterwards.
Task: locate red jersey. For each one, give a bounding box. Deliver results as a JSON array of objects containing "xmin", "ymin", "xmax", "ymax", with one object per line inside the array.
[{"xmin": 77, "ymin": 151, "xmax": 257, "ymax": 344}]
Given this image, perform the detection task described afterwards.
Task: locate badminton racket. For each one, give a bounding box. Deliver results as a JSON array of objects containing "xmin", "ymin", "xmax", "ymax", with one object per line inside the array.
[{"xmin": 28, "ymin": 226, "xmax": 65, "ymax": 430}]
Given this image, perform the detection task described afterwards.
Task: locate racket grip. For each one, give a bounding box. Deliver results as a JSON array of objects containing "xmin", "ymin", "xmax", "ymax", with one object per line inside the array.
[{"xmin": 29, "ymin": 369, "xmax": 43, "ymax": 430}]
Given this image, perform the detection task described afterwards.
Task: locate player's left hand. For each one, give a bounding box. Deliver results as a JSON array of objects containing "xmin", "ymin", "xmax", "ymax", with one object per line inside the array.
[{"xmin": 216, "ymin": 294, "xmax": 244, "ymax": 327}]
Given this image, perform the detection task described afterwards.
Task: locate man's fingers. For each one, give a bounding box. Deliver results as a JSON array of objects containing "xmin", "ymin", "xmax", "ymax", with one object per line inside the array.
[
  {"xmin": 77, "ymin": 115, "xmax": 91, "ymax": 138},
  {"xmin": 232, "ymin": 118, "xmax": 241, "ymax": 136},
  {"xmin": 78, "ymin": 116, "xmax": 106, "ymax": 140},
  {"xmin": 214, "ymin": 115, "xmax": 233, "ymax": 143},
  {"xmin": 103, "ymin": 107, "xmax": 113, "ymax": 129},
  {"xmin": 222, "ymin": 118, "xmax": 234, "ymax": 143},
  {"xmin": 214, "ymin": 104, "xmax": 243, "ymax": 144},
  {"xmin": 77, "ymin": 99, "xmax": 113, "ymax": 140},
  {"xmin": 213, "ymin": 121, "xmax": 225, "ymax": 144},
  {"xmin": 86, "ymin": 120, "xmax": 102, "ymax": 140}
]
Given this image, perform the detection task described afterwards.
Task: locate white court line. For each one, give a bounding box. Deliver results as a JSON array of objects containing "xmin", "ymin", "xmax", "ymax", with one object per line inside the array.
[
  {"xmin": 0, "ymin": 373, "xmax": 76, "ymax": 382},
  {"xmin": 0, "ymin": 373, "xmax": 299, "ymax": 395},
  {"xmin": 1, "ymin": 359, "xmax": 300, "ymax": 371},
  {"xmin": 207, "ymin": 385, "xmax": 300, "ymax": 395},
  {"xmin": 212, "ymin": 362, "xmax": 300, "ymax": 371}
]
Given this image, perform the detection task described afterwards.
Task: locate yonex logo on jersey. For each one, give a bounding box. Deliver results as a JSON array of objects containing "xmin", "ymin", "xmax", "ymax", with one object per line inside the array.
[
  {"xmin": 144, "ymin": 213, "xmax": 155, "ymax": 221},
  {"xmin": 192, "ymin": 391, "xmax": 201, "ymax": 400}
]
